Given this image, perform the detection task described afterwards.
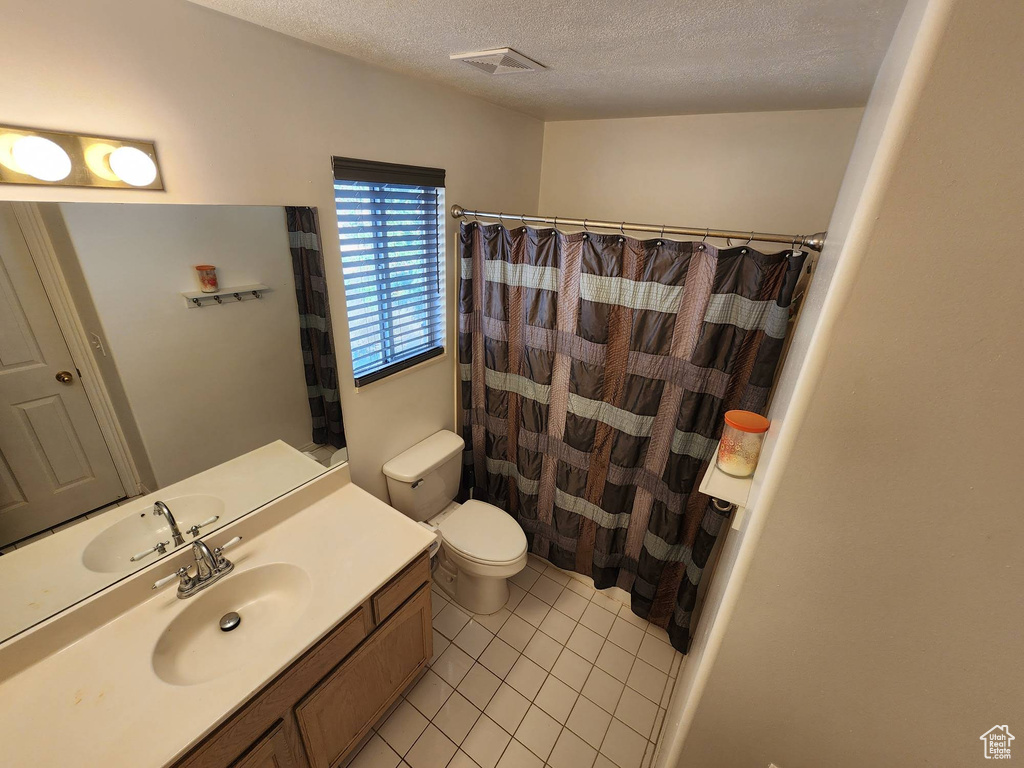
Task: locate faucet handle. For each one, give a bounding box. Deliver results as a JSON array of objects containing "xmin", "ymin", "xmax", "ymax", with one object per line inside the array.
[
  {"xmin": 152, "ymin": 566, "xmax": 191, "ymax": 591},
  {"xmin": 186, "ymin": 515, "xmax": 221, "ymax": 538},
  {"xmin": 215, "ymin": 536, "xmax": 242, "ymax": 555},
  {"xmin": 130, "ymin": 540, "xmax": 170, "ymax": 562}
]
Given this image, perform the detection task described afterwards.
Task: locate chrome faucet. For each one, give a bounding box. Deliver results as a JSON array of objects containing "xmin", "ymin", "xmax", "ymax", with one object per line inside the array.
[
  {"xmin": 151, "ymin": 536, "xmax": 242, "ymax": 598},
  {"xmin": 153, "ymin": 501, "xmax": 185, "ymax": 546}
]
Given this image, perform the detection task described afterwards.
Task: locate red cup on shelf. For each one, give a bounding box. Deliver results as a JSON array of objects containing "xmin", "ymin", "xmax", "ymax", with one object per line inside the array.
[{"xmin": 195, "ymin": 264, "xmax": 218, "ymax": 293}]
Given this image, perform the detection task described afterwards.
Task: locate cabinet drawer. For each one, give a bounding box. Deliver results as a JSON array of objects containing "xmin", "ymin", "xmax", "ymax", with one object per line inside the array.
[
  {"xmin": 175, "ymin": 604, "xmax": 370, "ymax": 768},
  {"xmin": 372, "ymin": 553, "xmax": 430, "ymax": 625},
  {"xmin": 296, "ymin": 586, "xmax": 432, "ymax": 768}
]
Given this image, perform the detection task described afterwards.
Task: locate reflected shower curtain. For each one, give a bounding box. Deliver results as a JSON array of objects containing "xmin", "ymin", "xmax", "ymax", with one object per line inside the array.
[
  {"xmin": 286, "ymin": 207, "xmax": 346, "ymax": 450},
  {"xmin": 458, "ymin": 222, "xmax": 804, "ymax": 652}
]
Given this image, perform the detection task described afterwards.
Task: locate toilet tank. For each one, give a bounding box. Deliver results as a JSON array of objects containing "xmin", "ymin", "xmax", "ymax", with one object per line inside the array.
[{"xmin": 382, "ymin": 430, "xmax": 465, "ymax": 522}]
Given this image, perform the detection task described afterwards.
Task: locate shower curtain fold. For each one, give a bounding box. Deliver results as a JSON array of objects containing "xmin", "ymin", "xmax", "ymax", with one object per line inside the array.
[
  {"xmin": 457, "ymin": 222, "xmax": 804, "ymax": 652},
  {"xmin": 286, "ymin": 206, "xmax": 346, "ymax": 450}
]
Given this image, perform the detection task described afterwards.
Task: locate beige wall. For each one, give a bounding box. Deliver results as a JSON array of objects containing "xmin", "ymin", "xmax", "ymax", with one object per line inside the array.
[
  {"xmin": 674, "ymin": 0, "xmax": 1024, "ymax": 765},
  {"xmin": 539, "ymin": 109, "xmax": 863, "ymax": 239},
  {"xmin": 0, "ymin": 0, "xmax": 543, "ymax": 499},
  {"xmin": 57, "ymin": 204, "xmax": 311, "ymax": 488}
]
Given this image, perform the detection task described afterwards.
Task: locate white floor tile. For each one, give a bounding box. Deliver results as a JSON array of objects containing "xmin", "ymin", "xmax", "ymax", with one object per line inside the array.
[
  {"xmin": 523, "ymin": 630, "xmax": 562, "ymax": 671},
  {"xmin": 579, "ymin": 603, "xmax": 616, "ymax": 637},
  {"xmin": 350, "ymin": 734, "xmax": 402, "ymax": 768},
  {"xmin": 433, "ymin": 692, "xmax": 481, "ymax": 745},
  {"xmin": 514, "ymin": 706, "xmax": 561, "ymax": 761},
  {"xmin": 593, "ymin": 755, "xmax": 618, "ymax": 768},
  {"xmin": 614, "ymin": 687, "xmax": 657, "ymax": 739},
  {"xmin": 543, "ymin": 565, "xmax": 571, "ymax": 585},
  {"xmin": 454, "ymin": 621, "xmax": 495, "ymax": 659},
  {"xmin": 636, "ymin": 634, "xmax": 675, "ymax": 674},
  {"xmin": 505, "ymin": 655, "xmax": 547, "ymax": 700},
  {"xmin": 599, "ymin": 719, "xmax": 647, "ymax": 768},
  {"xmin": 435, "ymin": 603, "xmax": 472, "ymax": 640},
  {"xmin": 534, "ymin": 675, "xmax": 577, "ymax": 723},
  {"xmin": 565, "ymin": 696, "xmax": 612, "ymax": 749},
  {"xmin": 513, "ymin": 593, "xmax": 550, "ymax": 628},
  {"xmin": 449, "ymin": 750, "xmax": 482, "ymax": 768},
  {"xmin": 590, "ymin": 592, "xmax": 622, "ymax": 614},
  {"xmin": 474, "ymin": 607, "xmax": 512, "ymax": 635},
  {"xmin": 457, "ymin": 663, "xmax": 502, "ymax": 710},
  {"xmin": 528, "ymin": 574, "xmax": 564, "ymax": 605},
  {"xmin": 495, "ymin": 737, "xmax": 543, "ymax": 768},
  {"xmin": 644, "ymin": 623, "xmax": 671, "ymax": 643},
  {"xmin": 595, "ymin": 641, "xmax": 634, "ymax": 683},
  {"xmin": 552, "ymin": 590, "xmax": 589, "ymax": 621},
  {"xmin": 431, "ymin": 630, "xmax": 451, "ymax": 665},
  {"xmin": 550, "ymin": 649, "xmax": 592, "ymax": 692},
  {"xmin": 566, "ymin": 625, "xmax": 604, "ymax": 663},
  {"xmin": 379, "ymin": 701, "xmax": 430, "ymax": 756},
  {"xmin": 505, "ymin": 584, "xmax": 527, "ymax": 611},
  {"xmin": 548, "ymin": 727, "xmax": 597, "ymax": 768},
  {"xmin": 433, "ymin": 645, "xmax": 476, "ymax": 688},
  {"xmin": 462, "ymin": 715, "xmax": 511, "ymax": 768},
  {"xmin": 497, "ymin": 614, "xmax": 537, "ymax": 652},
  {"xmin": 526, "ymin": 554, "xmax": 547, "ymax": 572},
  {"xmin": 479, "ymin": 637, "xmax": 520, "ymax": 679},
  {"xmin": 538, "ymin": 609, "xmax": 575, "ymax": 645},
  {"xmin": 510, "ymin": 567, "xmax": 541, "ymax": 591},
  {"xmin": 484, "ymin": 684, "xmax": 531, "ymax": 734},
  {"xmin": 581, "ymin": 667, "xmax": 625, "ymax": 714},
  {"xmin": 607, "ymin": 617, "xmax": 645, "ymax": 655},
  {"xmin": 407, "ymin": 670, "xmax": 455, "ymax": 719},
  {"xmin": 564, "ymin": 579, "xmax": 596, "ymax": 600},
  {"xmin": 406, "ymin": 725, "xmax": 457, "ymax": 768},
  {"xmin": 652, "ymin": 708, "xmax": 666, "ymax": 743},
  {"xmin": 625, "ymin": 659, "xmax": 666, "ymax": 703},
  {"xmin": 615, "ymin": 605, "xmax": 649, "ymax": 630}
]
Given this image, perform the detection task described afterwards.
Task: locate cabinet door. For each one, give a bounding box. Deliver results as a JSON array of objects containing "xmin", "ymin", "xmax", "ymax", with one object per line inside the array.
[
  {"xmin": 232, "ymin": 724, "xmax": 299, "ymax": 768},
  {"xmin": 296, "ymin": 586, "xmax": 432, "ymax": 768}
]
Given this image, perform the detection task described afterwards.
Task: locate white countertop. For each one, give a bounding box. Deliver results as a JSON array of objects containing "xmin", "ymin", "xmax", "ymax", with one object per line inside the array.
[
  {"xmin": 0, "ymin": 468, "xmax": 435, "ymax": 767},
  {"xmin": 0, "ymin": 441, "xmax": 326, "ymax": 642}
]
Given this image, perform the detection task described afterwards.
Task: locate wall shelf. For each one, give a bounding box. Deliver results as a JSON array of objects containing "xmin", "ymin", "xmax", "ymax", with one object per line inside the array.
[
  {"xmin": 181, "ymin": 283, "xmax": 270, "ymax": 308},
  {"xmin": 700, "ymin": 440, "xmax": 755, "ymax": 530}
]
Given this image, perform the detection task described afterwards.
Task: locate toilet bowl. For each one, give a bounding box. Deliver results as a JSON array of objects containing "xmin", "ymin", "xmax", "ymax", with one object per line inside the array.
[{"xmin": 382, "ymin": 431, "xmax": 527, "ymax": 614}]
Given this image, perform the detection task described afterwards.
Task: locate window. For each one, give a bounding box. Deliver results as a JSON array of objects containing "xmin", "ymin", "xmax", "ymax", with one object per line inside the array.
[{"xmin": 333, "ymin": 157, "xmax": 446, "ymax": 387}]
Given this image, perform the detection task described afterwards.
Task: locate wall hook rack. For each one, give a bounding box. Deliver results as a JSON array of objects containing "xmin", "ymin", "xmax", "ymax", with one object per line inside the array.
[{"xmin": 181, "ymin": 283, "xmax": 270, "ymax": 309}]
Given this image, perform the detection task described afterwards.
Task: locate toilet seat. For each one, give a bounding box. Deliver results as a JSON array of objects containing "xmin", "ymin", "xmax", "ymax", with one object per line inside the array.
[{"xmin": 437, "ymin": 500, "xmax": 527, "ymax": 566}]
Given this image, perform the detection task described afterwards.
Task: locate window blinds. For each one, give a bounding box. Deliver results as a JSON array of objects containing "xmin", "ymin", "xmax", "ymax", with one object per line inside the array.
[{"xmin": 333, "ymin": 158, "xmax": 446, "ymax": 387}]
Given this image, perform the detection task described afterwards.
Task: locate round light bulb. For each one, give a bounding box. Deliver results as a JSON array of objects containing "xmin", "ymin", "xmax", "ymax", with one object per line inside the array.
[
  {"xmin": 11, "ymin": 136, "xmax": 71, "ymax": 182},
  {"xmin": 108, "ymin": 146, "xmax": 158, "ymax": 187}
]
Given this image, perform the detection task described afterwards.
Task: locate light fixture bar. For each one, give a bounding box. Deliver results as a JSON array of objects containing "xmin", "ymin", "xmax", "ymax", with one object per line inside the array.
[{"xmin": 0, "ymin": 125, "xmax": 163, "ymax": 190}]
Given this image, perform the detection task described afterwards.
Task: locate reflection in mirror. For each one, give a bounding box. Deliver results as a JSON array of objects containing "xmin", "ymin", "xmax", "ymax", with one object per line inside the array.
[{"xmin": 0, "ymin": 202, "xmax": 347, "ymax": 642}]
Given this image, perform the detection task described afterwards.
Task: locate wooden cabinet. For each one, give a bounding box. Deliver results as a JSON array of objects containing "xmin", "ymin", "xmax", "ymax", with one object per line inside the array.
[
  {"xmin": 174, "ymin": 554, "xmax": 431, "ymax": 768},
  {"xmin": 232, "ymin": 725, "xmax": 300, "ymax": 768}
]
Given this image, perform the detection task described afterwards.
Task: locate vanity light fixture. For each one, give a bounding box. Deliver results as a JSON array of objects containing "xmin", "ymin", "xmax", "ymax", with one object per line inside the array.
[{"xmin": 0, "ymin": 124, "xmax": 163, "ymax": 189}]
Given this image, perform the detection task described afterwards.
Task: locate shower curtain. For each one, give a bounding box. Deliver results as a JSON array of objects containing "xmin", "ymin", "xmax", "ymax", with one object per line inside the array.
[
  {"xmin": 458, "ymin": 222, "xmax": 804, "ymax": 652},
  {"xmin": 286, "ymin": 206, "xmax": 346, "ymax": 450}
]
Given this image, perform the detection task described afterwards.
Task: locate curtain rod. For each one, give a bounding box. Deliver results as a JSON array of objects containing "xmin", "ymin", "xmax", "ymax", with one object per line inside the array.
[{"xmin": 450, "ymin": 204, "xmax": 827, "ymax": 252}]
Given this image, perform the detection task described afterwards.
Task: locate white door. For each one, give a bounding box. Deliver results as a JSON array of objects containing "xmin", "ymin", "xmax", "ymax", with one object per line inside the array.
[{"xmin": 0, "ymin": 202, "xmax": 124, "ymax": 546}]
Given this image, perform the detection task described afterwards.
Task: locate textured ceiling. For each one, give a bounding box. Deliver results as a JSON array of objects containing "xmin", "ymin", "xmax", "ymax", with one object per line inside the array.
[{"xmin": 187, "ymin": 0, "xmax": 908, "ymax": 120}]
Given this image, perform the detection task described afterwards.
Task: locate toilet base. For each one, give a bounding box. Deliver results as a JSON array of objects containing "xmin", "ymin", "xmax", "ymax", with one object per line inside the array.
[{"xmin": 435, "ymin": 546, "xmax": 524, "ymax": 615}]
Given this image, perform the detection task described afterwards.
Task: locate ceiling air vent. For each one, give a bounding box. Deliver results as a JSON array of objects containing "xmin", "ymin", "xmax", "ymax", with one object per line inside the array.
[{"xmin": 450, "ymin": 48, "xmax": 545, "ymax": 75}]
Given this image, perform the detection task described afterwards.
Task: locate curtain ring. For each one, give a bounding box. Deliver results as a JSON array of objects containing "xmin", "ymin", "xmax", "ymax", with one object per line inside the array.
[
  {"xmin": 583, "ymin": 218, "xmax": 589, "ymax": 232},
  {"xmin": 745, "ymin": 231, "xmax": 754, "ymax": 245},
  {"xmin": 619, "ymin": 221, "xmax": 626, "ymax": 236},
  {"xmin": 520, "ymin": 213, "xmax": 527, "ymax": 228},
  {"xmin": 498, "ymin": 212, "xmax": 505, "ymax": 227},
  {"xmin": 702, "ymin": 228, "xmax": 709, "ymax": 243},
  {"xmin": 552, "ymin": 215, "xmax": 558, "ymax": 230}
]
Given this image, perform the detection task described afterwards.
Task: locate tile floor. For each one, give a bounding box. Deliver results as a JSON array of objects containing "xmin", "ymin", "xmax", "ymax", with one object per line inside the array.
[{"xmin": 349, "ymin": 554, "xmax": 683, "ymax": 768}]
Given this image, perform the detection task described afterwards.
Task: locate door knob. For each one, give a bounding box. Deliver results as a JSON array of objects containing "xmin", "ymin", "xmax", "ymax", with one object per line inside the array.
[{"xmin": 55, "ymin": 371, "xmax": 73, "ymax": 383}]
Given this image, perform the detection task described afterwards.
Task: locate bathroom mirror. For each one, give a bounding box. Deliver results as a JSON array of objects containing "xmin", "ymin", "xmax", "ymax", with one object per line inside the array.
[{"xmin": 0, "ymin": 202, "xmax": 347, "ymax": 642}]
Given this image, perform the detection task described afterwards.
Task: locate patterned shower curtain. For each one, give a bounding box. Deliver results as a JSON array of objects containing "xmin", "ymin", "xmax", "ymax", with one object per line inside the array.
[
  {"xmin": 458, "ymin": 222, "xmax": 804, "ymax": 652},
  {"xmin": 285, "ymin": 207, "xmax": 346, "ymax": 450}
]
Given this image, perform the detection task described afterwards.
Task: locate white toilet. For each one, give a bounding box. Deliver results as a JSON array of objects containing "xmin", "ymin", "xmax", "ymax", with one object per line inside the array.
[{"xmin": 383, "ymin": 430, "xmax": 527, "ymax": 614}]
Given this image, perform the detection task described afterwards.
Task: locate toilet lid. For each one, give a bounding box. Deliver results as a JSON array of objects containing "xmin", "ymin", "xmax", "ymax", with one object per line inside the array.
[{"xmin": 438, "ymin": 501, "xmax": 527, "ymax": 565}]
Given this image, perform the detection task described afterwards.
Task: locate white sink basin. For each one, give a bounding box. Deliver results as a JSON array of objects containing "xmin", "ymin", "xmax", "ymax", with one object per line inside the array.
[
  {"xmin": 81, "ymin": 495, "xmax": 226, "ymax": 573},
  {"xmin": 151, "ymin": 563, "xmax": 313, "ymax": 686}
]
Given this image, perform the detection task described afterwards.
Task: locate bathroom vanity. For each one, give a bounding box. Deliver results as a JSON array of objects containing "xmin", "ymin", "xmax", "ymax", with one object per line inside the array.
[{"xmin": 0, "ymin": 465, "xmax": 437, "ymax": 767}]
